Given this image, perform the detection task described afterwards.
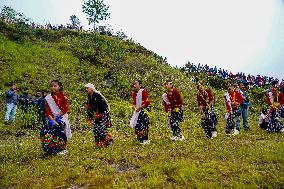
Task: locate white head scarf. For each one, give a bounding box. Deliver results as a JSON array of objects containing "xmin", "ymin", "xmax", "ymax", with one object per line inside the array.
[{"xmin": 85, "ymin": 83, "xmax": 110, "ymax": 109}]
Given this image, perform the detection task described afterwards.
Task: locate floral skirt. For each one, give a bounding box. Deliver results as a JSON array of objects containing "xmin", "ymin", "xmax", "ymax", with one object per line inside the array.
[
  {"xmin": 201, "ymin": 108, "xmax": 218, "ymax": 138},
  {"xmin": 169, "ymin": 107, "xmax": 183, "ymax": 136},
  {"xmin": 267, "ymin": 109, "xmax": 284, "ymax": 133},
  {"xmin": 135, "ymin": 109, "xmax": 150, "ymax": 142},
  {"xmin": 40, "ymin": 121, "xmax": 67, "ymax": 155},
  {"xmin": 226, "ymin": 107, "xmax": 240, "ymax": 133},
  {"xmin": 93, "ymin": 111, "xmax": 113, "ymax": 147}
]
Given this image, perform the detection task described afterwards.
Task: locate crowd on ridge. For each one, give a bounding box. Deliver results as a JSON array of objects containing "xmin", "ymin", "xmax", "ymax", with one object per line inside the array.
[
  {"xmin": 3, "ymin": 77, "xmax": 284, "ymax": 156},
  {"xmin": 184, "ymin": 62, "xmax": 284, "ymax": 90}
]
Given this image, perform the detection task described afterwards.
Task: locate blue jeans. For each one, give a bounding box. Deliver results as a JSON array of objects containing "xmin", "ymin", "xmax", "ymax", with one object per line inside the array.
[
  {"xmin": 5, "ymin": 103, "xmax": 17, "ymax": 123},
  {"xmin": 236, "ymin": 106, "xmax": 249, "ymax": 130}
]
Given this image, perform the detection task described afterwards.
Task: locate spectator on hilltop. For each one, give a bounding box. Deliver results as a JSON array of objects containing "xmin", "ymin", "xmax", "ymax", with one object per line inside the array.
[{"xmin": 183, "ymin": 63, "xmax": 281, "ymax": 90}]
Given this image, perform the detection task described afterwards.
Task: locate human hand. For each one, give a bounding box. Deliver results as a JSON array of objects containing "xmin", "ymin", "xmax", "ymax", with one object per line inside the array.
[
  {"xmin": 48, "ymin": 119, "xmax": 58, "ymax": 126},
  {"xmin": 174, "ymin": 107, "xmax": 179, "ymax": 112},
  {"xmin": 136, "ymin": 107, "xmax": 141, "ymax": 112},
  {"xmin": 56, "ymin": 116, "xmax": 63, "ymax": 123}
]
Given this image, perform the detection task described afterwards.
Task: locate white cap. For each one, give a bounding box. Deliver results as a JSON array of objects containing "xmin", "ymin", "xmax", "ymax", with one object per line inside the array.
[{"xmin": 85, "ymin": 83, "xmax": 95, "ymax": 90}]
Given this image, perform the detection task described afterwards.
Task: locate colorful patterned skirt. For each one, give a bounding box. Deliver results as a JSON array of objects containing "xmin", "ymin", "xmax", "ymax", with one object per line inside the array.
[
  {"xmin": 169, "ymin": 107, "xmax": 183, "ymax": 136},
  {"xmin": 93, "ymin": 111, "xmax": 113, "ymax": 147},
  {"xmin": 40, "ymin": 121, "xmax": 67, "ymax": 155},
  {"xmin": 267, "ymin": 109, "xmax": 284, "ymax": 133},
  {"xmin": 135, "ymin": 108, "xmax": 150, "ymax": 143},
  {"xmin": 225, "ymin": 107, "xmax": 240, "ymax": 134},
  {"xmin": 201, "ymin": 107, "xmax": 218, "ymax": 138},
  {"xmin": 280, "ymin": 105, "xmax": 284, "ymax": 118}
]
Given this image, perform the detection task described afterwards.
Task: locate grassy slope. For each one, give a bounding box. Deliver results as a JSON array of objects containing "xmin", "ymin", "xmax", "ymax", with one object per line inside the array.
[{"xmin": 0, "ymin": 23, "xmax": 283, "ymax": 188}]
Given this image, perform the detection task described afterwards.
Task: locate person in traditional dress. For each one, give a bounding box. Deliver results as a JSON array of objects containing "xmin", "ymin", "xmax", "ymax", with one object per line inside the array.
[
  {"xmin": 259, "ymin": 108, "xmax": 270, "ymax": 130},
  {"xmin": 224, "ymin": 84, "xmax": 244, "ymax": 135},
  {"xmin": 40, "ymin": 80, "xmax": 71, "ymax": 155},
  {"xmin": 85, "ymin": 83, "xmax": 113, "ymax": 147},
  {"xmin": 265, "ymin": 86, "xmax": 284, "ymax": 133},
  {"xmin": 197, "ymin": 84, "xmax": 218, "ymax": 138},
  {"xmin": 162, "ymin": 80, "xmax": 185, "ymax": 141},
  {"xmin": 280, "ymin": 88, "xmax": 284, "ymax": 118},
  {"xmin": 130, "ymin": 80, "xmax": 151, "ymax": 145}
]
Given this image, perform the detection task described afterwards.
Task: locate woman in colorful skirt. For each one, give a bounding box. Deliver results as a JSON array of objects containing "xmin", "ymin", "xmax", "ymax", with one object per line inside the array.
[
  {"xmin": 85, "ymin": 83, "xmax": 114, "ymax": 147},
  {"xmin": 162, "ymin": 80, "xmax": 185, "ymax": 141},
  {"xmin": 130, "ymin": 80, "xmax": 151, "ymax": 145},
  {"xmin": 40, "ymin": 80, "xmax": 72, "ymax": 156},
  {"xmin": 197, "ymin": 84, "xmax": 218, "ymax": 138},
  {"xmin": 265, "ymin": 86, "xmax": 284, "ymax": 133},
  {"xmin": 224, "ymin": 84, "xmax": 243, "ymax": 135}
]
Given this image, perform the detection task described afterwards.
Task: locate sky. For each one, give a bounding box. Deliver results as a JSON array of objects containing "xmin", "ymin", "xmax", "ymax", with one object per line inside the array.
[{"xmin": 1, "ymin": 0, "xmax": 283, "ymax": 79}]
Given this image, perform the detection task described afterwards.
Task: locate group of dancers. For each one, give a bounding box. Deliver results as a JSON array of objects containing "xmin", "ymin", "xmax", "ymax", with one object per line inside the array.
[
  {"xmin": 5, "ymin": 79, "xmax": 284, "ymax": 156},
  {"xmin": 39, "ymin": 79, "xmax": 187, "ymax": 155}
]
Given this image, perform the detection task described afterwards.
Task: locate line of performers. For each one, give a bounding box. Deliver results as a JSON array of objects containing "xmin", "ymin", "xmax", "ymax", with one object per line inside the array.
[{"xmin": 39, "ymin": 79, "xmax": 284, "ymax": 156}]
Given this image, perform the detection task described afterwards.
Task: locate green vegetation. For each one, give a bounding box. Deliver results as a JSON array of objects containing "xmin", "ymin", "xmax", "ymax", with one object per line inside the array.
[{"xmin": 0, "ymin": 21, "xmax": 283, "ymax": 188}]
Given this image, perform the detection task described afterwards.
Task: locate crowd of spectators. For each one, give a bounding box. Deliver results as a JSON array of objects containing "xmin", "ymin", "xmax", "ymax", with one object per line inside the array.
[
  {"xmin": 184, "ymin": 62, "xmax": 283, "ymax": 90},
  {"xmin": 30, "ymin": 23, "xmax": 83, "ymax": 31}
]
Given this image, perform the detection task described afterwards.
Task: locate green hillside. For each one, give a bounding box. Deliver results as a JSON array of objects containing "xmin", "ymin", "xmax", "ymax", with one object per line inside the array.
[{"xmin": 0, "ymin": 21, "xmax": 283, "ymax": 188}]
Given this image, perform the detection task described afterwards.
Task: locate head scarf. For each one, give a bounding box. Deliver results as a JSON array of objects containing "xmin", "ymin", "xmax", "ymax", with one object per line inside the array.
[{"xmin": 85, "ymin": 83, "xmax": 110, "ymax": 109}]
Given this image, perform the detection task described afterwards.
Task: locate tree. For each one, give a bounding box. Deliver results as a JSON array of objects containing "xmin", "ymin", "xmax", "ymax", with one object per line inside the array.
[
  {"xmin": 0, "ymin": 6, "xmax": 30, "ymax": 24},
  {"xmin": 0, "ymin": 6, "xmax": 17, "ymax": 23},
  {"xmin": 68, "ymin": 15, "xmax": 81, "ymax": 30},
  {"xmin": 82, "ymin": 0, "xmax": 110, "ymax": 39}
]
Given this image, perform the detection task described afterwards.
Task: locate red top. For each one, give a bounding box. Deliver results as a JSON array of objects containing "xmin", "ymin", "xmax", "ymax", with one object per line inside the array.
[
  {"xmin": 230, "ymin": 91, "xmax": 243, "ymax": 108},
  {"xmin": 224, "ymin": 95, "xmax": 232, "ymax": 113},
  {"xmin": 266, "ymin": 92, "xmax": 284, "ymax": 109},
  {"xmin": 132, "ymin": 89, "xmax": 150, "ymax": 107},
  {"xmin": 46, "ymin": 92, "xmax": 68, "ymax": 117},
  {"xmin": 224, "ymin": 91, "xmax": 243, "ymax": 113},
  {"xmin": 163, "ymin": 88, "xmax": 183, "ymax": 112},
  {"xmin": 197, "ymin": 89, "xmax": 213, "ymax": 107}
]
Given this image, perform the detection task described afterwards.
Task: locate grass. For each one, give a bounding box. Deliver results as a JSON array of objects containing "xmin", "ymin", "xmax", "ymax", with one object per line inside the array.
[
  {"xmin": 0, "ymin": 21, "xmax": 284, "ymax": 188},
  {"xmin": 1, "ymin": 113, "xmax": 284, "ymax": 189}
]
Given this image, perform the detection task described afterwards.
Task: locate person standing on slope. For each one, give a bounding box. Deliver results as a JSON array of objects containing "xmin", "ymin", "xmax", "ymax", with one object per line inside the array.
[
  {"xmin": 130, "ymin": 80, "xmax": 151, "ymax": 145},
  {"xmin": 5, "ymin": 84, "xmax": 18, "ymax": 125},
  {"xmin": 236, "ymin": 82, "xmax": 251, "ymax": 131},
  {"xmin": 265, "ymin": 85, "xmax": 284, "ymax": 133},
  {"xmin": 224, "ymin": 84, "xmax": 243, "ymax": 135},
  {"xmin": 162, "ymin": 80, "xmax": 185, "ymax": 141},
  {"xmin": 40, "ymin": 80, "xmax": 71, "ymax": 156},
  {"xmin": 85, "ymin": 83, "xmax": 114, "ymax": 147},
  {"xmin": 197, "ymin": 84, "xmax": 218, "ymax": 138}
]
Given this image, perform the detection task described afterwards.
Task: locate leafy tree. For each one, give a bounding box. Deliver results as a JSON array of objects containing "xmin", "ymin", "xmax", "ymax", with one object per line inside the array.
[
  {"xmin": 0, "ymin": 6, "xmax": 30, "ymax": 24},
  {"xmin": 68, "ymin": 15, "xmax": 81, "ymax": 30},
  {"xmin": 0, "ymin": 6, "xmax": 17, "ymax": 23},
  {"xmin": 82, "ymin": 0, "xmax": 110, "ymax": 40}
]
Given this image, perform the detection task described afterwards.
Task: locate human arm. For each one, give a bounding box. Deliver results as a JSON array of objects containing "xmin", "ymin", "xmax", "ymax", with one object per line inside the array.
[
  {"xmin": 224, "ymin": 95, "xmax": 232, "ymax": 114},
  {"xmin": 135, "ymin": 90, "xmax": 150, "ymax": 112},
  {"xmin": 45, "ymin": 102, "xmax": 59, "ymax": 126},
  {"xmin": 6, "ymin": 90, "xmax": 15, "ymax": 98}
]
